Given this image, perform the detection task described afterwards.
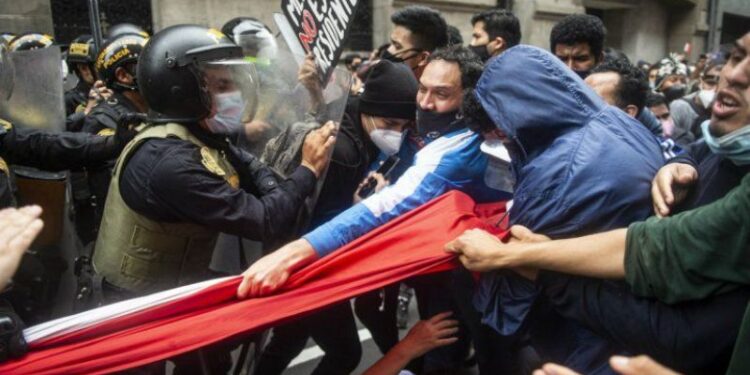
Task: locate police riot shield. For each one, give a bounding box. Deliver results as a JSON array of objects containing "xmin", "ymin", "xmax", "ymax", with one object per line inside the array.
[
  {"xmin": 0, "ymin": 47, "xmax": 65, "ymax": 131},
  {"xmin": 0, "ymin": 44, "xmax": 14, "ymax": 101},
  {"xmin": 252, "ymin": 48, "xmax": 351, "ymax": 177}
]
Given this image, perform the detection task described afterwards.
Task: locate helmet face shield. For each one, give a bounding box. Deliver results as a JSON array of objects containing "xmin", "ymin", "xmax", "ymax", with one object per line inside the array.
[
  {"xmin": 0, "ymin": 44, "xmax": 15, "ymax": 100},
  {"xmin": 234, "ymin": 31, "xmax": 278, "ymax": 60},
  {"xmin": 197, "ymin": 59, "xmax": 259, "ymax": 134}
]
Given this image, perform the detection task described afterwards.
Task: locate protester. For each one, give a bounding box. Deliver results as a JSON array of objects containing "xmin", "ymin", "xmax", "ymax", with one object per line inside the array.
[
  {"xmin": 469, "ymin": 9, "xmax": 521, "ymax": 62},
  {"xmin": 462, "ymin": 44, "xmax": 663, "ymax": 373},
  {"xmin": 654, "ymin": 54, "xmax": 689, "ymax": 103},
  {"xmin": 0, "ymin": 206, "xmax": 43, "ymax": 291},
  {"xmin": 646, "ymin": 93, "xmax": 675, "ymax": 138},
  {"xmin": 550, "ymin": 14, "xmax": 606, "ymax": 78},
  {"xmin": 448, "ymin": 31, "xmax": 750, "ymax": 374},
  {"xmin": 381, "ymin": 5, "xmax": 448, "ymax": 78},
  {"xmin": 670, "ymin": 60, "xmax": 723, "ymax": 142}
]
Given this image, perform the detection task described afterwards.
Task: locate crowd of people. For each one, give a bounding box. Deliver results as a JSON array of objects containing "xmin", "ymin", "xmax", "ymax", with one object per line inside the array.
[{"xmin": 0, "ymin": 4, "xmax": 747, "ymax": 375}]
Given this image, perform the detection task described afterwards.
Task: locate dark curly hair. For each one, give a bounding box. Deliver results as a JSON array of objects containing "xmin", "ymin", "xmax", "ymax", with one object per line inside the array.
[
  {"xmin": 471, "ymin": 9, "xmax": 521, "ymax": 48},
  {"xmin": 447, "ymin": 25, "xmax": 464, "ymax": 46},
  {"xmin": 462, "ymin": 90, "xmax": 496, "ymax": 134},
  {"xmin": 427, "ymin": 45, "xmax": 484, "ymax": 92},
  {"xmin": 550, "ymin": 14, "xmax": 606, "ymax": 63},
  {"xmin": 592, "ymin": 58, "xmax": 649, "ymax": 116},
  {"xmin": 391, "ymin": 6, "xmax": 448, "ymax": 52}
]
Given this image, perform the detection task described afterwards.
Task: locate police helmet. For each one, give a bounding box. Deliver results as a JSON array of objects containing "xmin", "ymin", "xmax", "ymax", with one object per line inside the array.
[
  {"xmin": 137, "ymin": 24, "xmax": 259, "ymax": 123},
  {"xmin": 106, "ymin": 23, "xmax": 149, "ymax": 39},
  {"xmin": 67, "ymin": 34, "xmax": 96, "ymax": 64},
  {"xmin": 0, "ymin": 33, "xmax": 16, "ymax": 48},
  {"xmin": 95, "ymin": 34, "xmax": 147, "ymax": 91},
  {"xmin": 221, "ymin": 17, "xmax": 277, "ymax": 59},
  {"xmin": 8, "ymin": 33, "xmax": 54, "ymax": 51}
]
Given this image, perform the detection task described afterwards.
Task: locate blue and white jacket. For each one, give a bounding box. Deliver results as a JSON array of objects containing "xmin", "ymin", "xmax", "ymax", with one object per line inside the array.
[{"xmin": 304, "ymin": 127, "xmax": 511, "ymax": 257}]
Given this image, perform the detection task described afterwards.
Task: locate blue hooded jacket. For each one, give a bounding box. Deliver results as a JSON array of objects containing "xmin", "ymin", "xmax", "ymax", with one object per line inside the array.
[{"xmin": 473, "ymin": 45, "xmax": 664, "ymax": 335}]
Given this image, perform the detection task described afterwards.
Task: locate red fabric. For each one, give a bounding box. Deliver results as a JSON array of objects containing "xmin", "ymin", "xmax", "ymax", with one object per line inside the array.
[{"xmin": 1, "ymin": 191, "xmax": 506, "ymax": 374}]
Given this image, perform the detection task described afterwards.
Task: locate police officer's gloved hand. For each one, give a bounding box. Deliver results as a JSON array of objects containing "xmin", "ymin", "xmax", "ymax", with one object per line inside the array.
[
  {"xmin": 114, "ymin": 113, "xmax": 144, "ymax": 149},
  {"xmin": 0, "ymin": 301, "xmax": 27, "ymax": 363}
]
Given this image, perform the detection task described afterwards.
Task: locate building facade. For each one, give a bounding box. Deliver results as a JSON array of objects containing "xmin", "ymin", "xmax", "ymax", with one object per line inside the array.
[{"xmin": 1, "ymin": 0, "xmax": 747, "ymax": 64}]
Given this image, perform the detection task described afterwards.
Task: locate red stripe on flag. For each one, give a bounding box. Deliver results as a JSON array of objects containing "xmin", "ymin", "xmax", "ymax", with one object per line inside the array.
[{"xmin": 0, "ymin": 191, "xmax": 506, "ymax": 374}]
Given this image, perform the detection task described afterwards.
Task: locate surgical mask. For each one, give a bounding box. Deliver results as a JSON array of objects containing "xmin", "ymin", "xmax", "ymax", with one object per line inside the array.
[
  {"xmin": 469, "ymin": 45, "xmax": 491, "ymax": 63},
  {"xmin": 698, "ymin": 89, "xmax": 715, "ymax": 108},
  {"xmin": 206, "ymin": 91, "xmax": 246, "ymax": 134},
  {"xmin": 416, "ymin": 109, "xmax": 462, "ymax": 142},
  {"xmin": 480, "ymin": 139, "xmax": 515, "ymax": 193},
  {"xmin": 702, "ymin": 121, "xmax": 750, "ymax": 166},
  {"xmin": 661, "ymin": 117, "xmax": 675, "ymax": 138}
]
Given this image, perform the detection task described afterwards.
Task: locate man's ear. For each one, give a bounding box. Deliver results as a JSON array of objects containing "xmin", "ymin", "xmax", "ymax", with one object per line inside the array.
[
  {"xmin": 489, "ymin": 36, "xmax": 506, "ymax": 55},
  {"xmin": 417, "ymin": 51, "xmax": 431, "ymax": 67},
  {"xmin": 625, "ymin": 105, "xmax": 639, "ymax": 118}
]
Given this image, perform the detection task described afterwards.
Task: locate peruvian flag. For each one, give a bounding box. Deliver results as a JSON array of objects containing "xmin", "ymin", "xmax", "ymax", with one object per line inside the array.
[{"xmin": 0, "ymin": 191, "xmax": 507, "ymax": 374}]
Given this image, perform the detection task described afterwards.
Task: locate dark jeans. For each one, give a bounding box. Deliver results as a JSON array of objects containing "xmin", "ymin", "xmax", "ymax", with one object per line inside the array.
[
  {"xmin": 355, "ymin": 272, "xmax": 472, "ymax": 374},
  {"xmin": 538, "ymin": 272, "xmax": 750, "ymax": 374},
  {"xmin": 255, "ymin": 301, "xmax": 362, "ymax": 375}
]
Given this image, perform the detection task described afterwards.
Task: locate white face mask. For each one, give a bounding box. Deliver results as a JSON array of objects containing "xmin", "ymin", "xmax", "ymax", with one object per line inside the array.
[
  {"xmin": 698, "ymin": 89, "xmax": 715, "ymax": 108},
  {"xmin": 370, "ymin": 129, "xmax": 403, "ymax": 156},
  {"xmin": 365, "ymin": 116, "xmax": 404, "ymax": 155},
  {"xmin": 206, "ymin": 91, "xmax": 246, "ymax": 134},
  {"xmin": 480, "ymin": 139, "xmax": 515, "ymax": 193}
]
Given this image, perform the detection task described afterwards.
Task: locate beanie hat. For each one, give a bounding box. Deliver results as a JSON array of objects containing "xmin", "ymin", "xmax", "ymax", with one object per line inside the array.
[
  {"xmin": 654, "ymin": 53, "xmax": 688, "ymax": 89},
  {"xmin": 358, "ymin": 60, "xmax": 418, "ymax": 120}
]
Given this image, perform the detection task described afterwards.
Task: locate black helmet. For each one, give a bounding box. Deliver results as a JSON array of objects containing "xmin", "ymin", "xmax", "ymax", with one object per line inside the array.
[
  {"xmin": 67, "ymin": 34, "xmax": 96, "ymax": 64},
  {"xmin": 95, "ymin": 34, "xmax": 147, "ymax": 91},
  {"xmin": 137, "ymin": 24, "xmax": 249, "ymax": 122},
  {"xmin": 221, "ymin": 17, "xmax": 277, "ymax": 59},
  {"xmin": 106, "ymin": 23, "xmax": 149, "ymax": 39},
  {"xmin": 0, "ymin": 33, "xmax": 16, "ymax": 48},
  {"xmin": 8, "ymin": 33, "xmax": 54, "ymax": 51}
]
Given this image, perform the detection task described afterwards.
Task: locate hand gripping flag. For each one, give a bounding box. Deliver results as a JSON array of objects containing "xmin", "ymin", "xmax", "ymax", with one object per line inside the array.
[{"xmin": 0, "ymin": 191, "xmax": 507, "ymax": 374}]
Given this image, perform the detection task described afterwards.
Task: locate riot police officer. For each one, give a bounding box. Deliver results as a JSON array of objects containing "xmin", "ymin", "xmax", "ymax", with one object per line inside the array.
[
  {"xmin": 7, "ymin": 33, "xmax": 54, "ymax": 52},
  {"xmin": 221, "ymin": 17, "xmax": 278, "ymax": 61},
  {"xmin": 92, "ymin": 23, "xmax": 333, "ymax": 296},
  {"xmin": 90, "ymin": 24, "xmax": 333, "ymax": 372},
  {"xmin": 64, "ymin": 35, "xmax": 98, "ymax": 116},
  {"xmin": 83, "ymin": 34, "xmax": 148, "ymax": 136},
  {"xmin": 106, "ymin": 23, "xmax": 149, "ymax": 39},
  {"xmin": 81, "ymin": 34, "xmax": 148, "ymax": 230}
]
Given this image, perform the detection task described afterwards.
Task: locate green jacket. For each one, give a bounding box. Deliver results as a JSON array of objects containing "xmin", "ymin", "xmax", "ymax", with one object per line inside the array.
[{"xmin": 625, "ymin": 174, "xmax": 750, "ymax": 375}]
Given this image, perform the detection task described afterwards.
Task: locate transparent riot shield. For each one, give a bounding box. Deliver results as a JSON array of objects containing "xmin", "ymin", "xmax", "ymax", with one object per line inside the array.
[
  {"xmin": 0, "ymin": 44, "xmax": 14, "ymax": 101},
  {"xmin": 252, "ymin": 49, "xmax": 351, "ymax": 176},
  {"xmin": 0, "ymin": 47, "xmax": 65, "ymax": 131}
]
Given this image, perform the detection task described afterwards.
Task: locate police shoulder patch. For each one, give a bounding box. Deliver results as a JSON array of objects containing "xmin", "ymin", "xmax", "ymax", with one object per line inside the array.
[
  {"xmin": 97, "ymin": 128, "xmax": 115, "ymax": 137},
  {"xmin": 0, "ymin": 118, "xmax": 13, "ymax": 132},
  {"xmin": 0, "ymin": 158, "xmax": 9, "ymax": 176},
  {"xmin": 200, "ymin": 147, "xmax": 226, "ymax": 177}
]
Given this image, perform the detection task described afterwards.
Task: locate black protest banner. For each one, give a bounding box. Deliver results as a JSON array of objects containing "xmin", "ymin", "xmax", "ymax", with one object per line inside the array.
[{"xmin": 281, "ymin": 0, "xmax": 360, "ymax": 83}]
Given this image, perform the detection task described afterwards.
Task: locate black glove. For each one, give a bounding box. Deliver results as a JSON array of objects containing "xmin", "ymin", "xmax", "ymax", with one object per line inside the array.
[{"xmin": 114, "ymin": 112, "xmax": 145, "ymax": 149}]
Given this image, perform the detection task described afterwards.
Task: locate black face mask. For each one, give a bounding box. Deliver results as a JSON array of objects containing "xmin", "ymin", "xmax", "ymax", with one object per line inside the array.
[
  {"xmin": 662, "ymin": 84, "xmax": 687, "ymax": 103},
  {"xmin": 469, "ymin": 44, "xmax": 491, "ymax": 63},
  {"xmin": 574, "ymin": 69, "xmax": 591, "ymax": 80},
  {"xmin": 381, "ymin": 47, "xmax": 420, "ymax": 64},
  {"xmin": 416, "ymin": 108, "xmax": 462, "ymax": 141}
]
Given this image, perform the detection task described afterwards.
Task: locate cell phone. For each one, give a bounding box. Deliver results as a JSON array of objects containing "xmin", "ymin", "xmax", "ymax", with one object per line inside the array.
[{"xmin": 358, "ymin": 155, "xmax": 400, "ymax": 199}]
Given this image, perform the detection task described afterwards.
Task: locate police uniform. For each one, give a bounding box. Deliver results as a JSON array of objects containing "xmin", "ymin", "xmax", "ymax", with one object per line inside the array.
[
  {"xmin": 93, "ymin": 123, "xmax": 316, "ymax": 295},
  {"xmin": 0, "ymin": 117, "xmax": 127, "ymax": 324}
]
